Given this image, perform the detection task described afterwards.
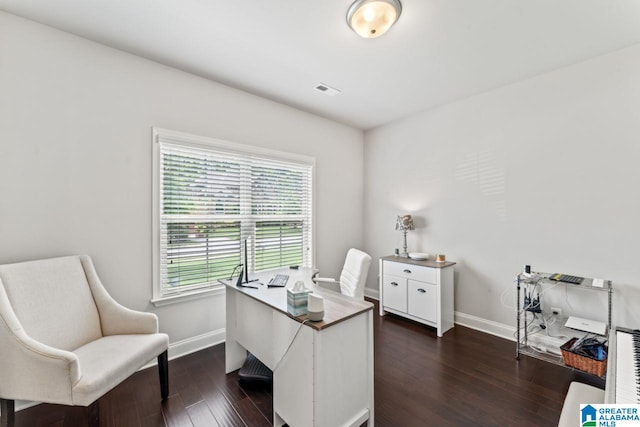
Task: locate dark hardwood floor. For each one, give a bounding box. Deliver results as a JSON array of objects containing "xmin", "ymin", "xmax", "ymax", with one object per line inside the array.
[{"xmin": 12, "ymin": 299, "xmax": 603, "ymax": 426}]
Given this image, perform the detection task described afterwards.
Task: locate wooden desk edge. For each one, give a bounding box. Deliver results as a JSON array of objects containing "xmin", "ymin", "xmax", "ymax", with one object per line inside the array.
[
  {"xmin": 225, "ymin": 283, "xmax": 373, "ymax": 331},
  {"xmin": 297, "ymin": 299, "xmax": 374, "ymax": 330}
]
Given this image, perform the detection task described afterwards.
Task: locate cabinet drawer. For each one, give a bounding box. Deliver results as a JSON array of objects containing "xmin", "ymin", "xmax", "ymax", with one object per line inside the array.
[
  {"xmin": 384, "ymin": 261, "xmax": 437, "ymax": 284},
  {"xmin": 382, "ymin": 274, "xmax": 407, "ymax": 313},
  {"xmin": 407, "ymin": 281, "xmax": 437, "ymax": 323}
]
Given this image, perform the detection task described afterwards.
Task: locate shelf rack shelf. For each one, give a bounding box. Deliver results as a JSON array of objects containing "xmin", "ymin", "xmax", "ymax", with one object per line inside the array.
[{"xmin": 515, "ymin": 272, "xmax": 612, "ymax": 377}]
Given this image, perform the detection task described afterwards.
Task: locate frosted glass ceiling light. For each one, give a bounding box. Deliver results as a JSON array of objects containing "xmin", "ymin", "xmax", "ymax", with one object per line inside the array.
[{"xmin": 347, "ymin": 0, "xmax": 402, "ymax": 39}]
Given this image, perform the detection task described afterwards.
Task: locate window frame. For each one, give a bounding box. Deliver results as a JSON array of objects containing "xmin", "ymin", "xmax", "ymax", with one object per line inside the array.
[{"xmin": 151, "ymin": 128, "xmax": 316, "ymax": 306}]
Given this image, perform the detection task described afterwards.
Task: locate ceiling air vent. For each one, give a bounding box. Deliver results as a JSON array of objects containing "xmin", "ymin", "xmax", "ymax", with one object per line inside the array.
[{"xmin": 314, "ymin": 83, "xmax": 341, "ymax": 97}]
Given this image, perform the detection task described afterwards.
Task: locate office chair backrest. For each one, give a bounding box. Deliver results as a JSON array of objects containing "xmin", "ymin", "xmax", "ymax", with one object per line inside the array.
[{"xmin": 339, "ymin": 248, "xmax": 372, "ymax": 300}]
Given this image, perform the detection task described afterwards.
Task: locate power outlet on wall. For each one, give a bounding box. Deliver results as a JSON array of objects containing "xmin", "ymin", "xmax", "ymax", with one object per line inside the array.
[{"xmin": 551, "ymin": 307, "xmax": 562, "ymax": 316}]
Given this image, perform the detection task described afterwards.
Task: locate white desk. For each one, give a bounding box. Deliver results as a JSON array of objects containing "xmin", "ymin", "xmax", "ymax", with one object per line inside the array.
[{"xmin": 224, "ymin": 268, "xmax": 374, "ymax": 427}]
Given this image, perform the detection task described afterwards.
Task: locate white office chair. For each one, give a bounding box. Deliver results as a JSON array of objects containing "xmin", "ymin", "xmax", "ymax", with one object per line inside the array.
[{"xmin": 313, "ymin": 248, "xmax": 372, "ymax": 300}]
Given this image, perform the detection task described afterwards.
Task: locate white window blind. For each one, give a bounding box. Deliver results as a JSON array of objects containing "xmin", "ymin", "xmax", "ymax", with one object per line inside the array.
[{"xmin": 153, "ymin": 129, "xmax": 314, "ymax": 301}]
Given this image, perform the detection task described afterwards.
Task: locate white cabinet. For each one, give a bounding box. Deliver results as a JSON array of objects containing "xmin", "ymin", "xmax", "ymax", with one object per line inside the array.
[{"xmin": 379, "ymin": 256, "xmax": 455, "ymax": 337}]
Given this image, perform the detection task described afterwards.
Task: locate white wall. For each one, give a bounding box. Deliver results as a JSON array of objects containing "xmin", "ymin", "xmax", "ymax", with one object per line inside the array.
[
  {"xmin": 364, "ymin": 44, "xmax": 640, "ymax": 334},
  {"xmin": 0, "ymin": 12, "xmax": 364, "ymax": 349}
]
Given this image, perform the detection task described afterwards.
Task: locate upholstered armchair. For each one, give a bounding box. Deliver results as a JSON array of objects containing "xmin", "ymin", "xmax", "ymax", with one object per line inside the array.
[{"xmin": 0, "ymin": 255, "xmax": 169, "ymax": 426}]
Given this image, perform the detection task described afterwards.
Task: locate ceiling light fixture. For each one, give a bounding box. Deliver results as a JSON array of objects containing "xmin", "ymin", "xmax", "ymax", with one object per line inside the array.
[{"xmin": 347, "ymin": 0, "xmax": 402, "ymax": 39}]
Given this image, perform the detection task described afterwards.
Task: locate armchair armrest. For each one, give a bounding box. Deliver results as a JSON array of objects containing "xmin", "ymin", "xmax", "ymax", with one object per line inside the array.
[
  {"xmin": 80, "ymin": 256, "xmax": 158, "ymax": 336},
  {"xmin": 0, "ymin": 284, "xmax": 80, "ymax": 403}
]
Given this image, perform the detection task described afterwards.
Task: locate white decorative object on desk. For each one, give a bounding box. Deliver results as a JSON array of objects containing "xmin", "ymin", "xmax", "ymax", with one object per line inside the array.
[
  {"xmin": 408, "ymin": 252, "xmax": 429, "ymax": 261},
  {"xmin": 307, "ymin": 294, "xmax": 325, "ymax": 321}
]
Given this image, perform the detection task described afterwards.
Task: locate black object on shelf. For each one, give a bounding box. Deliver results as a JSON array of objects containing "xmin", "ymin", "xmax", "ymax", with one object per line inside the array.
[{"xmin": 549, "ymin": 273, "xmax": 584, "ymax": 285}]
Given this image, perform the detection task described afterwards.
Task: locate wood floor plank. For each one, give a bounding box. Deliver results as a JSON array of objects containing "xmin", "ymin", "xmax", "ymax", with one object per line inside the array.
[
  {"xmin": 133, "ymin": 370, "xmax": 164, "ymax": 422},
  {"xmin": 160, "ymin": 395, "xmax": 191, "ymax": 427},
  {"xmin": 199, "ymin": 391, "xmax": 245, "ymax": 427},
  {"xmin": 139, "ymin": 412, "xmax": 165, "ymax": 427},
  {"xmin": 233, "ymin": 397, "xmax": 271, "ymax": 427},
  {"xmin": 112, "ymin": 402, "xmax": 140, "ymax": 427},
  {"xmin": 238, "ymin": 382, "xmax": 273, "ymax": 422},
  {"xmin": 193, "ymin": 373, "xmax": 246, "ymax": 427},
  {"xmin": 185, "ymin": 401, "xmax": 220, "ymax": 427}
]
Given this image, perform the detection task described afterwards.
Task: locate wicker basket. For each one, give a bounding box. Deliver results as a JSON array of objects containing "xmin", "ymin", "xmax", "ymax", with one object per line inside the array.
[{"xmin": 560, "ymin": 338, "xmax": 607, "ymax": 377}]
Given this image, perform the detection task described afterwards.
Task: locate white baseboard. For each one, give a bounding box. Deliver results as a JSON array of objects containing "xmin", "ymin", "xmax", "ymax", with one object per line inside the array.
[
  {"xmin": 364, "ymin": 287, "xmax": 379, "ymax": 300},
  {"xmin": 141, "ymin": 328, "xmax": 226, "ymax": 369},
  {"xmin": 454, "ymin": 311, "xmax": 515, "ymax": 342},
  {"xmin": 452, "ymin": 313, "xmax": 569, "ymax": 358},
  {"xmin": 168, "ymin": 327, "xmax": 226, "ymax": 360},
  {"xmin": 367, "ymin": 291, "xmax": 515, "ymax": 343}
]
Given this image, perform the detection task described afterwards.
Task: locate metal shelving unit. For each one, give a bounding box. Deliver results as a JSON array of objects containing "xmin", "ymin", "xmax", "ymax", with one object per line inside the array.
[{"xmin": 515, "ymin": 272, "xmax": 612, "ymax": 374}]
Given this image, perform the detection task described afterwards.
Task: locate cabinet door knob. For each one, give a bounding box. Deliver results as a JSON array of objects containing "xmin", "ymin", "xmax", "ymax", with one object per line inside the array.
[
  {"xmin": 390, "ymin": 282, "xmax": 398, "ymax": 286},
  {"xmin": 403, "ymin": 269, "xmax": 412, "ymax": 274},
  {"xmin": 417, "ymin": 288, "xmax": 426, "ymax": 293}
]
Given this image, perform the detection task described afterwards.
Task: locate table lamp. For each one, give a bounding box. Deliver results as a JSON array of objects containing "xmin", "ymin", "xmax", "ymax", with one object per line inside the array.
[{"xmin": 395, "ymin": 214, "xmax": 414, "ymax": 257}]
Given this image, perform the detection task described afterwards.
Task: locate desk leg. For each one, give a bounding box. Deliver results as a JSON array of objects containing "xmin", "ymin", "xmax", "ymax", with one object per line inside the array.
[{"xmin": 225, "ymin": 288, "xmax": 247, "ymax": 373}]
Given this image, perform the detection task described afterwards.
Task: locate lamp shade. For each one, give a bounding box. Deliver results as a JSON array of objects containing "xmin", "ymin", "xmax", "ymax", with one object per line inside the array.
[
  {"xmin": 347, "ymin": 0, "xmax": 402, "ymax": 39},
  {"xmin": 395, "ymin": 214, "xmax": 414, "ymax": 231}
]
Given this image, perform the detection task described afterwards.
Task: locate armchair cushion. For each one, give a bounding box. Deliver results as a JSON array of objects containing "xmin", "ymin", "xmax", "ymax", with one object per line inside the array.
[{"xmin": 72, "ymin": 334, "xmax": 168, "ymax": 406}]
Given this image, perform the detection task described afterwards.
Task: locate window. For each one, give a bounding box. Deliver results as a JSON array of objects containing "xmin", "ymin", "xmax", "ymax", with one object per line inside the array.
[{"xmin": 152, "ymin": 129, "xmax": 314, "ymax": 304}]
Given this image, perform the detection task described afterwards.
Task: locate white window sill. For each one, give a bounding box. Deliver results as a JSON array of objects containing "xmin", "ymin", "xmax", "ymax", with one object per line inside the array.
[{"xmin": 151, "ymin": 285, "xmax": 225, "ymax": 307}]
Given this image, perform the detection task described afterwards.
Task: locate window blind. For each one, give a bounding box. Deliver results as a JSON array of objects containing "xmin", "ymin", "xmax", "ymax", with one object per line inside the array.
[{"xmin": 155, "ymin": 132, "xmax": 313, "ymax": 299}]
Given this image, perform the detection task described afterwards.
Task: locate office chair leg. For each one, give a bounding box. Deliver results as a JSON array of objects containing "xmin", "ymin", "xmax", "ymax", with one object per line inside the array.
[
  {"xmin": 0, "ymin": 398, "xmax": 15, "ymax": 427},
  {"xmin": 158, "ymin": 350, "xmax": 169, "ymax": 400}
]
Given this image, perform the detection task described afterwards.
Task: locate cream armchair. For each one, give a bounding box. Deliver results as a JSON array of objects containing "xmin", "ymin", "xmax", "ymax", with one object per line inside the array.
[{"xmin": 0, "ymin": 255, "xmax": 169, "ymax": 426}]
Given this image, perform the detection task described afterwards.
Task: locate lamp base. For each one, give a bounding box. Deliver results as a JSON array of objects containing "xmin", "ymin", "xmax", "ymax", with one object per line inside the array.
[{"xmin": 401, "ymin": 229, "xmax": 409, "ymax": 258}]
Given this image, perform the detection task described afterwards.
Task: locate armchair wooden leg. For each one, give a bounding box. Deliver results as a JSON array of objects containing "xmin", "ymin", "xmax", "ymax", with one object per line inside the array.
[
  {"xmin": 158, "ymin": 350, "xmax": 169, "ymax": 400},
  {"xmin": 0, "ymin": 398, "xmax": 15, "ymax": 427}
]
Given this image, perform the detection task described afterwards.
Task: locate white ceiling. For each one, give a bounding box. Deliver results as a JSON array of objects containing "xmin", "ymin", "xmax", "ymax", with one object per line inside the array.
[{"xmin": 2, "ymin": 0, "xmax": 640, "ymax": 130}]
